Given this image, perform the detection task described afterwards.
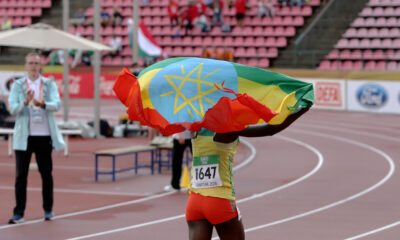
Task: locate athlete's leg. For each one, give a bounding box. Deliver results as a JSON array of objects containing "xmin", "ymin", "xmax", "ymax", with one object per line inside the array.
[
  {"xmin": 187, "ymin": 220, "xmax": 213, "ymax": 240},
  {"xmin": 215, "ymin": 216, "xmax": 245, "ymax": 240}
]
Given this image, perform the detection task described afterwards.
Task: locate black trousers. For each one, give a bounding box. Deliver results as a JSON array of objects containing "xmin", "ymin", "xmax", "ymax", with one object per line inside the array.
[
  {"xmin": 13, "ymin": 136, "xmax": 53, "ymax": 216},
  {"xmin": 170, "ymin": 139, "xmax": 192, "ymax": 190}
]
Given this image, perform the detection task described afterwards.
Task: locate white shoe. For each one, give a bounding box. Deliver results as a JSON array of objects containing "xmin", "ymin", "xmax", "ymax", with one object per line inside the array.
[{"xmin": 164, "ymin": 185, "xmax": 179, "ymax": 192}]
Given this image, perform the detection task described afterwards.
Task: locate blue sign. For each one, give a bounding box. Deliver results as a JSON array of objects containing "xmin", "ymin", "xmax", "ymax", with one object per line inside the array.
[{"xmin": 356, "ymin": 83, "xmax": 388, "ymax": 108}]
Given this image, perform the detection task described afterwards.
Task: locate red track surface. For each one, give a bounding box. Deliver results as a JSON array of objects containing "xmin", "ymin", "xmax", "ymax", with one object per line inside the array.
[{"xmin": 0, "ymin": 99, "xmax": 399, "ymax": 240}]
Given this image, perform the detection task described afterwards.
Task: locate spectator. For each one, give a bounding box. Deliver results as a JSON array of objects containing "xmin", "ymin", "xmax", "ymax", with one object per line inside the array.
[
  {"xmin": 278, "ymin": 0, "xmax": 291, "ymax": 6},
  {"xmin": 164, "ymin": 130, "xmax": 192, "ymax": 192},
  {"xmin": 291, "ymin": 0, "xmax": 306, "ymax": 7},
  {"xmin": 108, "ymin": 34, "xmax": 122, "ymax": 57},
  {"xmin": 100, "ymin": 8, "xmax": 111, "ymax": 26},
  {"xmin": 200, "ymin": 46, "xmax": 212, "ymax": 58},
  {"xmin": 7, "ymin": 52, "xmax": 65, "ymax": 224},
  {"xmin": 70, "ymin": 8, "xmax": 86, "ymax": 27},
  {"xmin": 204, "ymin": 0, "xmax": 213, "ymax": 8},
  {"xmin": 196, "ymin": 11, "xmax": 210, "ymax": 32},
  {"xmin": 181, "ymin": 1, "xmax": 197, "ymax": 36},
  {"xmin": 111, "ymin": 6, "xmax": 123, "ymax": 27},
  {"xmin": 1, "ymin": 16, "xmax": 12, "ymax": 31},
  {"xmin": 210, "ymin": 46, "xmax": 223, "ymax": 60},
  {"xmin": 168, "ymin": 0, "xmax": 180, "ymax": 28},
  {"xmin": 222, "ymin": 47, "xmax": 234, "ymax": 62},
  {"xmin": 226, "ymin": 0, "xmax": 234, "ymax": 8},
  {"xmin": 258, "ymin": 0, "xmax": 275, "ymax": 18},
  {"xmin": 212, "ymin": 0, "xmax": 224, "ymax": 27},
  {"xmin": 235, "ymin": 0, "xmax": 247, "ymax": 28}
]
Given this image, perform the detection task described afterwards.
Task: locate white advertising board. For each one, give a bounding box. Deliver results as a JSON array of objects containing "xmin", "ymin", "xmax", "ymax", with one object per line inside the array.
[
  {"xmin": 347, "ymin": 80, "xmax": 400, "ymax": 114},
  {"xmin": 300, "ymin": 78, "xmax": 346, "ymax": 110}
]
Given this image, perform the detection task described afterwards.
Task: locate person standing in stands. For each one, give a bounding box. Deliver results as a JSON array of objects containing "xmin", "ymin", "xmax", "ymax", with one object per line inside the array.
[
  {"xmin": 235, "ymin": 0, "xmax": 247, "ymax": 28},
  {"xmin": 8, "ymin": 52, "xmax": 65, "ymax": 224},
  {"xmin": 168, "ymin": 0, "xmax": 180, "ymax": 28}
]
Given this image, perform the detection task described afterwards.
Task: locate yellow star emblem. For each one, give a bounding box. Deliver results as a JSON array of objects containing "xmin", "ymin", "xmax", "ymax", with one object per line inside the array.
[{"xmin": 160, "ymin": 62, "xmax": 221, "ymax": 120}]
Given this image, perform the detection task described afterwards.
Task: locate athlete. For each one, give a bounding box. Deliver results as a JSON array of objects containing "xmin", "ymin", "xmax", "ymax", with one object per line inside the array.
[{"xmin": 186, "ymin": 107, "xmax": 310, "ymax": 240}]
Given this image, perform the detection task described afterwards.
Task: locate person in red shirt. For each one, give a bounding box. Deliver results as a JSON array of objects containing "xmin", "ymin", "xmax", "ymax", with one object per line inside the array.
[
  {"xmin": 168, "ymin": 0, "xmax": 180, "ymax": 28},
  {"xmin": 235, "ymin": 0, "xmax": 246, "ymax": 28}
]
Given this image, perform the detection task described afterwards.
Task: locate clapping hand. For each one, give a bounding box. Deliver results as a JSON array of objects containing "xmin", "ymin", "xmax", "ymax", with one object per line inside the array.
[{"xmin": 24, "ymin": 89, "xmax": 34, "ymax": 105}]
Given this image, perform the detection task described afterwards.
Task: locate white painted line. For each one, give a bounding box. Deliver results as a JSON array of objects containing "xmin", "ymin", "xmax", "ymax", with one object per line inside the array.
[
  {"xmin": 344, "ymin": 221, "xmax": 400, "ymax": 240},
  {"xmin": 0, "ymin": 186, "xmax": 152, "ymax": 197},
  {"xmin": 66, "ymin": 214, "xmax": 186, "ymax": 240},
  {"xmin": 65, "ymin": 137, "xmax": 322, "ymax": 240},
  {"xmin": 299, "ymin": 122, "xmax": 400, "ymax": 142},
  {"xmin": 0, "ymin": 191, "xmax": 176, "ymax": 230},
  {"xmin": 239, "ymin": 130, "xmax": 394, "ymax": 236},
  {"xmin": 237, "ymin": 135, "xmax": 323, "ymax": 203}
]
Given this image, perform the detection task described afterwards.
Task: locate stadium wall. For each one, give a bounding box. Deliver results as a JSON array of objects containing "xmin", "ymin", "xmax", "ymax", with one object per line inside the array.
[{"xmin": 0, "ymin": 69, "xmax": 399, "ymax": 115}]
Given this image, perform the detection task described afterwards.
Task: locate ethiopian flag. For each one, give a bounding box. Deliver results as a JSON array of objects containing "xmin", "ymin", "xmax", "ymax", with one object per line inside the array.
[{"xmin": 113, "ymin": 57, "xmax": 314, "ymax": 135}]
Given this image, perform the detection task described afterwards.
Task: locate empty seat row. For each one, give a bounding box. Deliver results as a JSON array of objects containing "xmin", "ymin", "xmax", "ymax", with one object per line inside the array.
[
  {"xmin": 318, "ymin": 60, "xmax": 399, "ymax": 71},
  {"xmin": 360, "ymin": 7, "xmax": 400, "ymax": 17},
  {"xmin": 335, "ymin": 38, "xmax": 400, "ymax": 49},
  {"xmin": 343, "ymin": 27, "xmax": 400, "ymax": 38},
  {"xmin": 0, "ymin": 8, "xmax": 42, "ymax": 17},
  {"xmin": 368, "ymin": 0, "xmax": 400, "ymax": 7},
  {"xmin": 351, "ymin": 17, "xmax": 400, "ymax": 27},
  {"xmin": 326, "ymin": 49, "xmax": 400, "ymax": 60},
  {"xmin": 0, "ymin": 0, "xmax": 51, "ymax": 8}
]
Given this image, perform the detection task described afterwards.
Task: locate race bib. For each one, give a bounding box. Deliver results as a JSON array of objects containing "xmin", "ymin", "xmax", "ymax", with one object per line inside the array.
[
  {"xmin": 31, "ymin": 107, "xmax": 43, "ymax": 123},
  {"xmin": 192, "ymin": 155, "xmax": 222, "ymax": 188}
]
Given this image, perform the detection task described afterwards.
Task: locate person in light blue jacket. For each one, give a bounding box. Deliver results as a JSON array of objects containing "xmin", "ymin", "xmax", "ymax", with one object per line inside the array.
[{"xmin": 7, "ymin": 52, "xmax": 64, "ymax": 224}]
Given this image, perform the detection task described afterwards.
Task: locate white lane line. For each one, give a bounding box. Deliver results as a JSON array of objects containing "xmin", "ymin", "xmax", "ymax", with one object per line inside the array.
[
  {"xmin": 0, "ymin": 191, "xmax": 176, "ymax": 230},
  {"xmin": 66, "ymin": 214, "xmax": 186, "ymax": 240},
  {"xmin": 240, "ymin": 129, "xmax": 394, "ymax": 236},
  {"xmin": 0, "ymin": 138, "xmax": 259, "ymax": 231},
  {"xmin": 237, "ymin": 135, "xmax": 323, "ymax": 203},
  {"xmin": 299, "ymin": 122, "xmax": 400, "ymax": 142},
  {"xmin": 65, "ymin": 137, "xmax": 322, "ymax": 240},
  {"xmin": 0, "ymin": 186, "xmax": 152, "ymax": 197},
  {"xmin": 344, "ymin": 221, "xmax": 400, "ymax": 240}
]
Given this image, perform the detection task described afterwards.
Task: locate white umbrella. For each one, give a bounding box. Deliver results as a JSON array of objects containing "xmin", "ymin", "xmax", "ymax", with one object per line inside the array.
[{"xmin": 0, "ymin": 22, "xmax": 112, "ymax": 51}]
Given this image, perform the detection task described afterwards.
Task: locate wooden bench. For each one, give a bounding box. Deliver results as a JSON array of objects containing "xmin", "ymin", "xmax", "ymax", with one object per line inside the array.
[
  {"xmin": 154, "ymin": 143, "xmax": 192, "ymax": 173},
  {"xmin": 94, "ymin": 145, "xmax": 157, "ymax": 182},
  {"xmin": 0, "ymin": 128, "xmax": 82, "ymax": 157}
]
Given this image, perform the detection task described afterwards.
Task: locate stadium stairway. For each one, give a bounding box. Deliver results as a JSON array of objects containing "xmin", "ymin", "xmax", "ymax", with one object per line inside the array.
[{"xmin": 273, "ymin": 0, "xmax": 369, "ymax": 69}]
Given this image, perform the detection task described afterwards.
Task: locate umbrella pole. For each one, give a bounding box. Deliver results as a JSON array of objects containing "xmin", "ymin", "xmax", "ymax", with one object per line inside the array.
[
  {"xmin": 93, "ymin": 0, "xmax": 101, "ymax": 138},
  {"xmin": 62, "ymin": 0, "xmax": 69, "ymax": 123}
]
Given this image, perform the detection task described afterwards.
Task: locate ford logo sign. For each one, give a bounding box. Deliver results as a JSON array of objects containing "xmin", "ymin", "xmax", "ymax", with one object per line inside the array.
[{"xmin": 356, "ymin": 84, "xmax": 387, "ymax": 108}]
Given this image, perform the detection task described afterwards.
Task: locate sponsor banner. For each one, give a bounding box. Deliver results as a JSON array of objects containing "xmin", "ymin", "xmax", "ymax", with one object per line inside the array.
[
  {"xmin": 300, "ymin": 78, "xmax": 346, "ymax": 110},
  {"xmin": 0, "ymin": 71, "xmax": 25, "ymax": 96},
  {"xmin": 347, "ymin": 80, "xmax": 400, "ymax": 114},
  {"xmin": 0, "ymin": 71, "xmax": 118, "ymax": 99}
]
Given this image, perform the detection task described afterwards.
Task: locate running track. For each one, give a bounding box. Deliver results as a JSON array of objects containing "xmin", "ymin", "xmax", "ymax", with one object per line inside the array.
[{"xmin": 0, "ymin": 106, "xmax": 399, "ymax": 240}]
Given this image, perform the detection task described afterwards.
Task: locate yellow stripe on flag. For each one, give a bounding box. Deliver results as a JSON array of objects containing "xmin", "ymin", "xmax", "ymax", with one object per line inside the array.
[{"xmin": 138, "ymin": 68, "xmax": 161, "ymax": 109}]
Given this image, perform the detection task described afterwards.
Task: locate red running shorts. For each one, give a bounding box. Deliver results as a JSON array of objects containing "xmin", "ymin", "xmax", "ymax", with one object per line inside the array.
[{"xmin": 186, "ymin": 192, "xmax": 240, "ymax": 225}]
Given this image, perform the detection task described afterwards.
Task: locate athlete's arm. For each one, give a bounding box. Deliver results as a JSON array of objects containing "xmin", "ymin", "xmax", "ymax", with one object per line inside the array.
[{"xmin": 214, "ymin": 107, "xmax": 310, "ymax": 143}]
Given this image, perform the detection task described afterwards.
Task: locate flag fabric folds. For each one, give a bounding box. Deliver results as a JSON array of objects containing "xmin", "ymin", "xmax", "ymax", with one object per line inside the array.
[{"xmin": 113, "ymin": 57, "xmax": 314, "ymax": 135}]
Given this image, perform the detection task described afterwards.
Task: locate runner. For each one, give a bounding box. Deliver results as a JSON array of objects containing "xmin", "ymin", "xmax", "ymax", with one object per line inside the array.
[{"xmin": 186, "ymin": 107, "xmax": 310, "ymax": 240}]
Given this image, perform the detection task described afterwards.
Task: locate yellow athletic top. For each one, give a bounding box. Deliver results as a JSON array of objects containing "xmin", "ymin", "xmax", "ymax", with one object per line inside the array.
[{"xmin": 189, "ymin": 129, "xmax": 239, "ymax": 200}]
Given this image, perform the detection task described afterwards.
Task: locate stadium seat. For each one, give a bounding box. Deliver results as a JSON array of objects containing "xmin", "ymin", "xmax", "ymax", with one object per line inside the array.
[
  {"xmin": 258, "ymin": 58, "xmax": 270, "ymax": 68},
  {"xmin": 387, "ymin": 61, "xmax": 399, "ymax": 70},
  {"xmin": 327, "ymin": 49, "xmax": 339, "ymax": 59},
  {"xmin": 318, "ymin": 60, "xmax": 331, "ymax": 70},
  {"xmin": 339, "ymin": 49, "xmax": 351, "ymax": 60},
  {"xmin": 340, "ymin": 60, "xmax": 354, "ymax": 70},
  {"xmin": 351, "ymin": 50, "xmax": 362, "ymax": 60}
]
